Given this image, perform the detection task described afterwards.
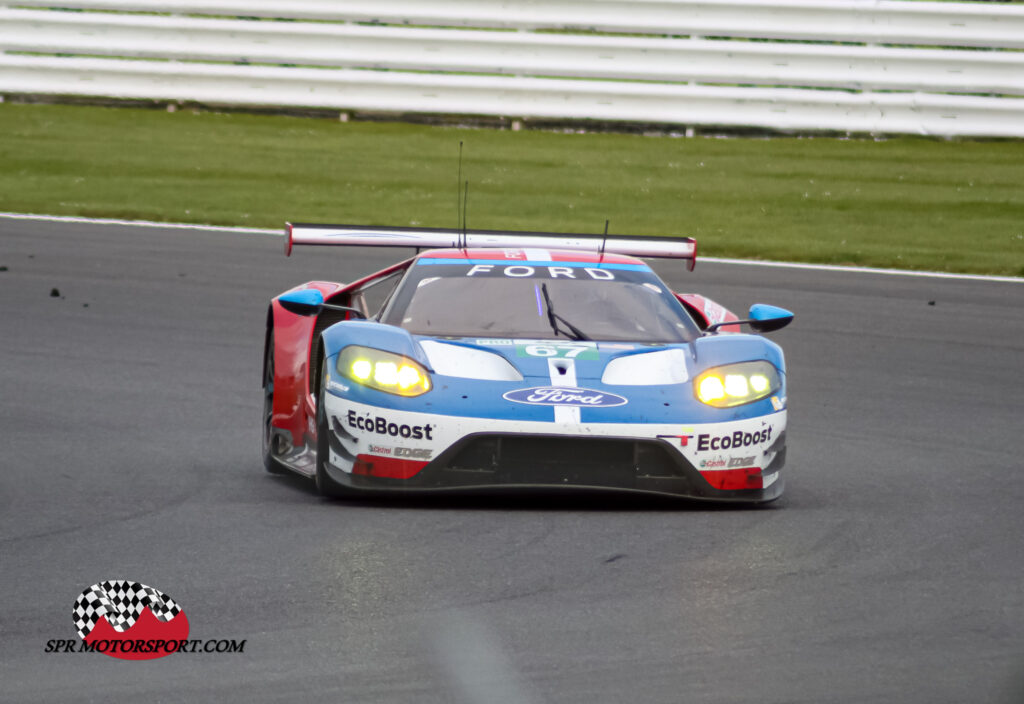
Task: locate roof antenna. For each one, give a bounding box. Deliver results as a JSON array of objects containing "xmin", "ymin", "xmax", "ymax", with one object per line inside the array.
[
  {"xmin": 456, "ymin": 141, "xmax": 463, "ymax": 243},
  {"xmin": 599, "ymin": 219, "xmax": 609, "ymax": 262},
  {"xmin": 461, "ymin": 181, "xmax": 469, "ymax": 250}
]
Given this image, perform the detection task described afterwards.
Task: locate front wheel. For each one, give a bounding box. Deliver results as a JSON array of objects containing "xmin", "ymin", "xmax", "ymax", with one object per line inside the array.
[{"xmin": 315, "ymin": 356, "xmax": 354, "ymax": 498}]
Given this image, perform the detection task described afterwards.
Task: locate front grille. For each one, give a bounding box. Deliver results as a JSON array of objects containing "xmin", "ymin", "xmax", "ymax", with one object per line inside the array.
[{"xmin": 440, "ymin": 435, "xmax": 684, "ymax": 487}]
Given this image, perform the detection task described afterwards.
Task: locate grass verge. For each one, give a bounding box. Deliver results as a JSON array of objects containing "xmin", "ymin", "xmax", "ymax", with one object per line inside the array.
[{"xmin": 1, "ymin": 102, "xmax": 1021, "ymax": 275}]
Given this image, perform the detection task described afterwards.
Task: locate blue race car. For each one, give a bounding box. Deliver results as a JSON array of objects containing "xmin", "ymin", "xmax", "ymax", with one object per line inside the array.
[{"xmin": 263, "ymin": 224, "xmax": 792, "ymax": 503}]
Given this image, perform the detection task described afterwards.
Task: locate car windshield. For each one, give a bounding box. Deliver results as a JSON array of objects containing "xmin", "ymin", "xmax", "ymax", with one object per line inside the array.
[{"xmin": 381, "ymin": 259, "xmax": 700, "ymax": 342}]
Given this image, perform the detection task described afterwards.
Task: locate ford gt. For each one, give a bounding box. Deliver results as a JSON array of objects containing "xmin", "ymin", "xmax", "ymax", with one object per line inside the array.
[{"xmin": 263, "ymin": 224, "xmax": 793, "ymax": 503}]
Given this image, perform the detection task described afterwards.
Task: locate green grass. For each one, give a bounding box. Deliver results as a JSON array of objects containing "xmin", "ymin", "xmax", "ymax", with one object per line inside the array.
[{"xmin": 1, "ymin": 102, "xmax": 1022, "ymax": 275}]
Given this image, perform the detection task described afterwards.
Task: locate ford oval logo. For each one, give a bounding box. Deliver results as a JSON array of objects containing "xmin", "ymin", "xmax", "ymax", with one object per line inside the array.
[{"xmin": 502, "ymin": 386, "xmax": 628, "ymax": 408}]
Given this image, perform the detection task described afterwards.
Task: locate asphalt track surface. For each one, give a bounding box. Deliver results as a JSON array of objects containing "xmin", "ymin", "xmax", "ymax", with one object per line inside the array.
[{"xmin": 2, "ymin": 217, "xmax": 1022, "ymax": 704}]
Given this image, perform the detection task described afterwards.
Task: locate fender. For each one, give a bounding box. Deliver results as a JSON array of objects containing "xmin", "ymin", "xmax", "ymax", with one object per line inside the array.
[
  {"xmin": 691, "ymin": 334, "xmax": 786, "ymax": 378},
  {"xmin": 266, "ymin": 258, "xmax": 419, "ymax": 450},
  {"xmin": 320, "ymin": 321, "xmax": 430, "ymax": 368},
  {"xmin": 268, "ymin": 281, "xmax": 348, "ymax": 448}
]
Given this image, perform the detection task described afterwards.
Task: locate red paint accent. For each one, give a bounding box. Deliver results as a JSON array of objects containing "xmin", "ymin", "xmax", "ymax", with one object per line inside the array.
[
  {"xmin": 341, "ymin": 258, "xmax": 417, "ymax": 293},
  {"xmin": 285, "ymin": 222, "xmax": 293, "ymax": 256},
  {"xmin": 270, "ymin": 281, "xmax": 345, "ymax": 448},
  {"xmin": 268, "ymin": 261, "xmax": 418, "ymax": 452},
  {"xmin": 352, "ymin": 454, "xmax": 429, "ymax": 479},
  {"xmin": 676, "ymin": 293, "xmax": 741, "ymax": 333},
  {"xmin": 660, "ymin": 435, "xmax": 692, "ymax": 446},
  {"xmin": 82, "ymin": 607, "xmax": 190, "ymax": 661},
  {"xmin": 700, "ymin": 467, "xmax": 764, "ymax": 491}
]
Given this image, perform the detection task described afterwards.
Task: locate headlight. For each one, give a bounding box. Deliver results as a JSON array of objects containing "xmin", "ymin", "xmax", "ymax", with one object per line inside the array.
[
  {"xmin": 695, "ymin": 361, "xmax": 780, "ymax": 408},
  {"xmin": 337, "ymin": 346, "xmax": 432, "ymax": 397}
]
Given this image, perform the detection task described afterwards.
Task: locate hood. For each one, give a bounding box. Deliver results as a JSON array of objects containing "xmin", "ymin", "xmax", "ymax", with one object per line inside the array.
[{"xmin": 416, "ymin": 337, "xmax": 682, "ymax": 384}]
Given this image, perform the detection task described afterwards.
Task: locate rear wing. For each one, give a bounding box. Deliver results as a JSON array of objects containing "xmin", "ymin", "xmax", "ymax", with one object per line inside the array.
[{"xmin": 286, "ymin": 223, "xmax": 696, "ymax": 270}]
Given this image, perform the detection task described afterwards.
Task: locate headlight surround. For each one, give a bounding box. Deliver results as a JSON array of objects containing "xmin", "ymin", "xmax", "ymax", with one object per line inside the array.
[
  {"xmin": 694, "ymin": 361, "xmax": 780, "ymax": 408},
  {"xmin": 337, "ymin": 345, "xmax": 432, "ymax": 397}
]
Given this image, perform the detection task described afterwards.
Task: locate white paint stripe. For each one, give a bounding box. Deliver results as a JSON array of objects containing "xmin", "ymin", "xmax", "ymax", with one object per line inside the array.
[
  {"xmin": 552, "ymin": 406, "xmax": 579, "ymax": 424},
  {"xmin": 699, "ymin": 255, "xmax": 1022, "ymax": 284},
  {"xmin": 1, "ymin": 212, "xmax": 1017, "ymax": 283},
  {"xmin": 548, "ymin": 357, "xmax": 580, "ymax": 425},
  {"xmin": 523, "ymin": 248, "xmax": 552, "ymax": 261},
  {"xmin": 0, "ymin": 211, "xmax": 280, "ymax": 235}
]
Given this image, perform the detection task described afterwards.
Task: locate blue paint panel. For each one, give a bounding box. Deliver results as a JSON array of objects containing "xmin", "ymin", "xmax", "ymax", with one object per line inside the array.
[
  {"xmin": 320, "ymin": 324, "xmax": 786, "ymax": 425},
  {"xmin": 690, "ymin": 334, "xmax": 786, "ymax": 373},
  {"xmin": 319, "ymin": 320, "xmax": 430, "ymax": 367},
  {"xmin": 323, "ymin": 360, "xmax": 557, "ymax": 422},
  {"xmin": 328, "ymin": 371, "xmax": 781, "ymax": 424}
]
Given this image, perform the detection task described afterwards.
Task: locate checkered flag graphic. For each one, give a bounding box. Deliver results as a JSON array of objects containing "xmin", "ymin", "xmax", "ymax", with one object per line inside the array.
[{"xmin": 73, "ymin": 580, "xmax": 182, "ymax": 639}]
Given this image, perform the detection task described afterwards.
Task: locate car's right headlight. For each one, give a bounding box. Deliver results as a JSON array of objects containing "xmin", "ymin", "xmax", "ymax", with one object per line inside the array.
[
  {"xmin": 337, "ymin": 345, "xmax": 432, "ymax": 397},
  {"xmin": 694, "ymin": 361, "xmax": 780, "ymax": 408}
]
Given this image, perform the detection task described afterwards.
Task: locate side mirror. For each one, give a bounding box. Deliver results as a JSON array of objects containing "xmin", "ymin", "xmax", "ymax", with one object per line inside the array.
[
  {"xmin": 747, "ymin": 304, "xmax": 794, "ymax": 333},
  {"xmin": 705, "ymin": 303, "xmax": 794, "ymax": 334},
  {"xmin": 278, "ymin": 288, "xmax": 324, "ymax": 316},
  {"xmin": 277, "ymin": 289, "xmax": 369, "ymax": 319}
]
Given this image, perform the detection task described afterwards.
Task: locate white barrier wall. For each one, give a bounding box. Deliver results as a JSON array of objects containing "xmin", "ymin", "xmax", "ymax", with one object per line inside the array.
[{"xmin": 2, "ymin": 0, "xmax": 1022, "ymax": 136}]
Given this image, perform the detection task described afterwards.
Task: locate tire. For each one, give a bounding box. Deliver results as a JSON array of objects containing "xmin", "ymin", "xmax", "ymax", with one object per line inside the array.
[
  {"xmin": 262, "ymin": 331, "xmax": 288, "ymax": 475},
  {"xmin": 314, "ymin": 355, "xmax": 353, "ymax": 498}
]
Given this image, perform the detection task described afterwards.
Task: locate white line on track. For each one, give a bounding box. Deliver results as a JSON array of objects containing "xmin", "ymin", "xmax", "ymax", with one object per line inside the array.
[
  {"xmin": 698, "ymin": 256, "xmax": 1022, "ymax": 284},
  {"xmin": 2, "ymin": 211, "xmax": 1019, "ymax": 284},
  {"xmin": 0, "ymin": 211, "xmax": 278, "ymax": 236}
]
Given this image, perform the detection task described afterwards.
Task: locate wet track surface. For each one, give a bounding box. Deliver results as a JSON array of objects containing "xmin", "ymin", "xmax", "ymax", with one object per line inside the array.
[{"xmin": 2, "ymin": 217, "xmax": 1022, "ymax": 703}]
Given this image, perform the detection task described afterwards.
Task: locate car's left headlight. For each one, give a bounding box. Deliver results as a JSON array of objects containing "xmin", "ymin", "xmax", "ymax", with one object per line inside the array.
[
  {"xmin": 695, "ymin": 361, "xmax": 780, "ymax": 408},
  {"xmin": 337, "ymin": 345, "xmax": 432, "ymax": 397}
]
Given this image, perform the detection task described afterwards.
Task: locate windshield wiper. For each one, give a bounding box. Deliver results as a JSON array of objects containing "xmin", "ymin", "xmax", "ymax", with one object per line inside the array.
[{"xmin": 540, "ymin": 283, "xmax": 590, "ymax": 341}]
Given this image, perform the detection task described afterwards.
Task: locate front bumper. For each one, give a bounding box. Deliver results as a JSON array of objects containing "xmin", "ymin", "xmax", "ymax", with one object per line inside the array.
[{"xmin": 321, "ymin": 397, "xmax": 787, "ymax": 503}]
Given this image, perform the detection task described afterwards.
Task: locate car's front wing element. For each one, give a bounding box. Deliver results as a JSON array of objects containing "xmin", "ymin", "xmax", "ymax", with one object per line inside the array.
[{"xmin": 320, "ymin": 397, "xmax": 787, "ymax": 503}]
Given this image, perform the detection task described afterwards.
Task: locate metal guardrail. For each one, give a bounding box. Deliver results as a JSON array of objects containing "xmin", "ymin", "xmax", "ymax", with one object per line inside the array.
[
  {"xmin": 3, "ymin": 9, "xmax": 1023, "ymax": 96},
  {"xmin": 2, "ymin": 1, "xmax": 1023, "ymax": 136},
  {"xmin": 7, "ymin": 0, "xmax": 1024, "ymax": 48},
  {"xmin": 4, "ymin": 55, "xmax": 1022, "ymax": 137}
]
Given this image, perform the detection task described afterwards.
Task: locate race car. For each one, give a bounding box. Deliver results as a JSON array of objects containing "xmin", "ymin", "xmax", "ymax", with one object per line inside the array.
[{"xmin": 263, "ymin": 224, "xmax": 793, "ymax": 503}]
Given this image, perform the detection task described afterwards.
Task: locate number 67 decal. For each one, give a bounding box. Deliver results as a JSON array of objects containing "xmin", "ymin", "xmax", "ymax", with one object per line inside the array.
[{"xmin": 517, "ymin": 343, "xmax": 598, "ymax": 360}]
